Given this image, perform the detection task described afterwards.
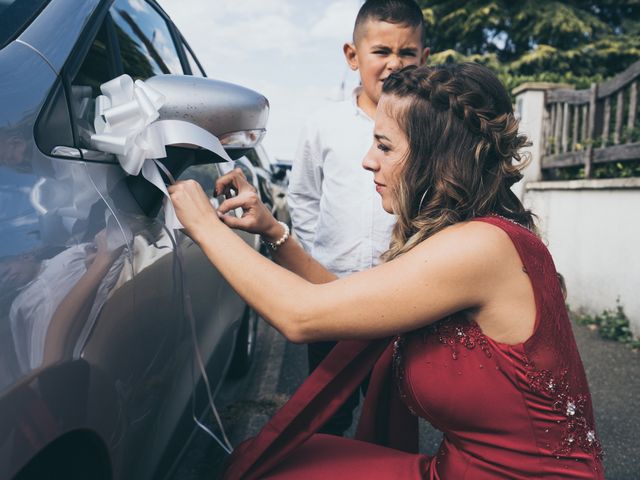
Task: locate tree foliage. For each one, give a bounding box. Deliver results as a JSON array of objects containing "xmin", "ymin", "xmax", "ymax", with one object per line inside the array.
[{"xmin": 418, "ymin": 1, "xmax": 640, "ymax": 91}]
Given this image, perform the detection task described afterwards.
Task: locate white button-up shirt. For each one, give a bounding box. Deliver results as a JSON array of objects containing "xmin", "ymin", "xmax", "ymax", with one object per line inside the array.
[{"xmin": 288, "ymin": 89, "xmax": 396, "ymax": 277}]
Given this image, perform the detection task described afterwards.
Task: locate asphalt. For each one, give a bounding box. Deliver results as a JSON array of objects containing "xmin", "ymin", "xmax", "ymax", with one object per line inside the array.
[{"xmin": 173, "ymin": 319, "xmax": 639, "ymax": 479}]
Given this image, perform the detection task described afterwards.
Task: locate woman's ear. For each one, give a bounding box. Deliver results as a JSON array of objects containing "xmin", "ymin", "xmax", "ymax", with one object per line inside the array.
[
  {"xmin": 420, "ymin": 47, "xmax": 430, "ymax": 66},
  {"xmin": 343, "ymin": 42, "xmax": 359, "ymax": 71}
]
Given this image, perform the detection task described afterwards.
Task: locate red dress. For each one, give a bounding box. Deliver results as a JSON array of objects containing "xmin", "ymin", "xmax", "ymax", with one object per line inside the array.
[{"xmin": 222, "ymin": 216, "xmax": 604, "ymax": 479}]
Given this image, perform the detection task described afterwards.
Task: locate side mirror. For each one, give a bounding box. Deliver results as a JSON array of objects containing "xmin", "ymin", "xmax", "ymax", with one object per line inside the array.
[
  {"xmin": 51, "ymin": 75, "xmax": 269, "ymax": 164},
  {"xmin": 125, "ymin": 75, "xmax": 269, "ymax": 217},
  {"xmin": 146, "ymin": 75, "xmax": 270, "ymax": 161}
]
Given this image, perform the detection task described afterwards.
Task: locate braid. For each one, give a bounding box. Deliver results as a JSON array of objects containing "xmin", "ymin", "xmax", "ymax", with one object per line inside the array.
[
  {"xmin": 386, "ymin": 65, "xmax": 526, "ymax": 171},
  {"xmin": 380, "ymin": 63, "xmax": 535, "ymax": 261}
]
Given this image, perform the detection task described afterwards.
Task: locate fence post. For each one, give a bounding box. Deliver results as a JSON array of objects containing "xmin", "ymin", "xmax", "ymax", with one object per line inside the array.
[
  {"xmin": 585, "ymin": 83, "xmax": 598, "ymax": 178},
  {"xmin": 512, "ymin": 82, "xmax": 572, "ymax": 200}
]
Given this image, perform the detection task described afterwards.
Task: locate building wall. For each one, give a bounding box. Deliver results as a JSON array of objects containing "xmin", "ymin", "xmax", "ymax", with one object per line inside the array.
[{"xmin": 524, "ymin": 179, "xmax": 640, "ymax": 336}]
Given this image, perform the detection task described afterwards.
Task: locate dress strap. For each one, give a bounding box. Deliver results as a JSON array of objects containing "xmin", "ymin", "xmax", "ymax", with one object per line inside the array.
[{"xmin": 473, "ymin": 215, "xmax": 565, "ymax": 345}]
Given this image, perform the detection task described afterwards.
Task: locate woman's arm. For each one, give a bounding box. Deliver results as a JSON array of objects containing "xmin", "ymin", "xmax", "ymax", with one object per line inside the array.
[
  {"xmin": 168, "ymin": 173, "xmax": 507, "ymax": 343},
  {"xmin": 215, "ymin": 169, "xmax": 336, "ymax": 285}
]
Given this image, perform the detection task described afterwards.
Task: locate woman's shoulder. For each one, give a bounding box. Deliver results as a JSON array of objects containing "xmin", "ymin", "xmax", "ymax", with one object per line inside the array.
[
  {"xmin": 420, "ymin": 219, "xmax": 516, "ymax": 258},
  {"xmin": 400, "ymin": 219, "xmax": 530, "ymax": 287}
]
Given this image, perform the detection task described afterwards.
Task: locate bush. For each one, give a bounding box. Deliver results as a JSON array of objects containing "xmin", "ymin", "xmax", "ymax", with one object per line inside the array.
[{"xmin": 574, "ymin": 299, "xmax": 640, "ymax": 349}]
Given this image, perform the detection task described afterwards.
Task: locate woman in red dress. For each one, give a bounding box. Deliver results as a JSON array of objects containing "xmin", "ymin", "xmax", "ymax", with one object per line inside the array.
[{"xmin": 169, "ymin": 63, "xmax": 604, "ymax": 479}]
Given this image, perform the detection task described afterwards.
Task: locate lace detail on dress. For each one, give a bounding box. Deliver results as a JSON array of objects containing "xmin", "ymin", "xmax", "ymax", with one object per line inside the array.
[
  {"xmin": 424, "ymin": 316, "xmax": 493, "ymax": 360},
  {"xmin": 526, "ymin": 362, "xmax": 604, "ymax": 459},
  {"xmin": 426, "ymin": 316, "xmax": 603, "ymax": 460},
  {"xmin": 392, "ymin": 335, "xmax": 418, "ymax": 416}
]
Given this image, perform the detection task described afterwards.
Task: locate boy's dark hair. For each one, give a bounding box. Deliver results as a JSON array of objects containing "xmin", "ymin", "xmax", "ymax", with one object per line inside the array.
[{"xmin": 353, "ymin": 0, "xmax": 425, "ymax": 45}]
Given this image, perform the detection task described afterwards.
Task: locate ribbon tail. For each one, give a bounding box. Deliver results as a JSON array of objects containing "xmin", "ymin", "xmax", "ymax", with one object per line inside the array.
[{"xmin": 141, "ymin": 159, "xmax": 183, "ymax": 230}]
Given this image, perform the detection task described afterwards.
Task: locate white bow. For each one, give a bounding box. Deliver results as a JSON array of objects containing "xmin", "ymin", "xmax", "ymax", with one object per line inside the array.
[{"xmin": 90, "ymin": 74, "xmax": 232, "ymax": 229}]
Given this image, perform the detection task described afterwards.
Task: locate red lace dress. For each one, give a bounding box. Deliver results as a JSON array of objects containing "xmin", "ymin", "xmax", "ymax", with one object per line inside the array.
[{"xmin": 222, "ymin": 216, "xmax": 604, "ymax": 480}]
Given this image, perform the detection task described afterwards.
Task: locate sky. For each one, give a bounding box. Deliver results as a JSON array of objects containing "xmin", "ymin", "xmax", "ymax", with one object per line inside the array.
[{"xmin": 160, "ymin": 0, "xmax": 364, "ymax": 163}]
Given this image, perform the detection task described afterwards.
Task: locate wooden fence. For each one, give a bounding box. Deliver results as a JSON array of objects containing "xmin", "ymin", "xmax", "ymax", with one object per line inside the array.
[{"xmin": 541, "ymin": 59, "xmax": 640, "ymax": 177}]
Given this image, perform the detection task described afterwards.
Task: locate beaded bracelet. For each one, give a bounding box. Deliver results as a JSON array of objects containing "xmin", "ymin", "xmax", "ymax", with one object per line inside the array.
[{"xmin": 261, "ymin": 221, "xmax": 290, "ymax": 251}]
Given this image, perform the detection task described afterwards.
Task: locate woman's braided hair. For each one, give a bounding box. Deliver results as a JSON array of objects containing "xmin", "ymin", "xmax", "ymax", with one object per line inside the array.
[{"xmin": 381, "ymin": 62, "xmax": 535, "ymax": 261}]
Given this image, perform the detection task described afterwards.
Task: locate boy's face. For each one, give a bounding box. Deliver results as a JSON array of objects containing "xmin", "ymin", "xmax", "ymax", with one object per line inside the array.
[{"xmin": 344, "ymin": 20, "xmax": 428, "ymax": 118}]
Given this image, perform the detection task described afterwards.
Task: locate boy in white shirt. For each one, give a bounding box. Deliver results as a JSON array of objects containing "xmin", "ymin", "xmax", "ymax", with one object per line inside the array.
[{"xmin": 287, "ymin": 0, "xmax": 429, "ymax": 435}]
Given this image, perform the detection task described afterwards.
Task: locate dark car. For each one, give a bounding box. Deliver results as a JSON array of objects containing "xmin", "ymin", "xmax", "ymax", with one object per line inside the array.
[
  {"xmin": 0, "ymin": 0, "xmax": 269, "ymax": 478},
  {"xmin": 242, "ymin": 145, "xmax": 291, "ymax": 228}
]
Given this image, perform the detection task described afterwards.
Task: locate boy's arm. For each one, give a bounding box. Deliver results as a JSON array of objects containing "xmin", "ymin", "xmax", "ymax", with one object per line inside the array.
[{"xmin": 287, "ymin": 121, "xmax": 323, "ymax": 253}]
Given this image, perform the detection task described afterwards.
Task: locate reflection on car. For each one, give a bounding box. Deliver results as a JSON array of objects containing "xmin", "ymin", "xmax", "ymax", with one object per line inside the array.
[{"xmin": 0, "ymin": 0, "xmax": 269, "ymax": 479}]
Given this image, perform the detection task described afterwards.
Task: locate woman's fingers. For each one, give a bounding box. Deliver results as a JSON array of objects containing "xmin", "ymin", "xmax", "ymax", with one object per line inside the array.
[
  {"xmin": 168, "ymin": 179, "xmax": 219, "ymax": 237},
  {"xmin": 215, "ymin": 167, "xmax": 254, "ymax": 197},
  {"xmin": 218, "ymin": 190, "xmax": 259, "ymax": 215}
]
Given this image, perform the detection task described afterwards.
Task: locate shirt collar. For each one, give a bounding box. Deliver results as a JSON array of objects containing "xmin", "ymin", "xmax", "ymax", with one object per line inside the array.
[{"xmin": 351, "ymin": 86, "xmax": 374, "ymax": 121}]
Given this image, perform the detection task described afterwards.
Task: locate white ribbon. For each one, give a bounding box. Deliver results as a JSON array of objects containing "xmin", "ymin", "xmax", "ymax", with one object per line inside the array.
[{"xmin": 90, "ymin": 74, "xmax": 232, "ymax": 229}]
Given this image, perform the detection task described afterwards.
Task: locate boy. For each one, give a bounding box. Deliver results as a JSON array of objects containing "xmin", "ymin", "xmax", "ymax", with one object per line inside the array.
[{"xmin": 287, "ymin": 0, "xmax": 429, "ymax": 435}]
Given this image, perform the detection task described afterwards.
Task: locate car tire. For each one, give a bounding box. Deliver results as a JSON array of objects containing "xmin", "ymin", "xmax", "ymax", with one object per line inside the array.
[{"xmin": 228, "ymin": 305, "xmax": 259, "ymax": 378}]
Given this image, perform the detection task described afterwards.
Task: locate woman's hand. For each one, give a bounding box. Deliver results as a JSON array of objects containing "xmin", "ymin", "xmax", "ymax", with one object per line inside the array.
[
  {"xmin": 168, "ymin": 179, "xmax": 221, "ymax": 241},
  {"xmin": 214, "ymin": 168, "xmax": 282, "ymax": 241}
]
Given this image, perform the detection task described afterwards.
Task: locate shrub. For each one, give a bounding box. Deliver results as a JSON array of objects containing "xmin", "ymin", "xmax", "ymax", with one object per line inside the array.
[{"xmin": 574, "ymin": 299, "xmax": 640, "ymax": 349}]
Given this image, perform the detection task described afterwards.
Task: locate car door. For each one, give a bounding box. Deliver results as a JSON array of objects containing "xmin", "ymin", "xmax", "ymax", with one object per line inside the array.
[
  {"xmin": 65, "ymin": 1, "xmax": 256, "ymax": 477},
  {"xmin": 58, "ymin": 6, "xmax": 186, "ymax": 478},
  {"xmin": 110, "ymin": 0, "xmax": 257, "ymax": 418},
  {"xmin": 0, "ymin": 4, "xmax": 137, "ymax": 479}
]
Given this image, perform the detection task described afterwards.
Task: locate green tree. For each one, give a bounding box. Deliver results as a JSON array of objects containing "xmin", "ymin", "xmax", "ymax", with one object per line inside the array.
[{"xmin": 419, "ymin": 1, "xmax": 640, "ymax": 91}]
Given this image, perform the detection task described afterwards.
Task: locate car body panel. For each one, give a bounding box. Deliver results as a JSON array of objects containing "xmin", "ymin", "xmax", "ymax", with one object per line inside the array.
[
  {"xmin": 17, "ymin": 0, "xmax": 101, "ymax": 74},
  {"xmin": 1, "ymin": 1, "xmax": 265, "ymax": 478},
  {"xmin": 0, "ymin": 34, "xmax": 133, "ymax": 479}
]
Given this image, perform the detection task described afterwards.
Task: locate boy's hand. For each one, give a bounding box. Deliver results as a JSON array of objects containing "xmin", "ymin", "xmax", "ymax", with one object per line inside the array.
[{"xmin": 215, "ymin": 168, "xmax": 281, "ymax": 240}]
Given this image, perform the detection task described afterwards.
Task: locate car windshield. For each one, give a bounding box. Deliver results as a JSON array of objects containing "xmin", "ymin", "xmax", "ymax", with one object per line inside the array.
[{"xmin": 0, "ymin": 0, "xmax": 50, "ymax": 49}]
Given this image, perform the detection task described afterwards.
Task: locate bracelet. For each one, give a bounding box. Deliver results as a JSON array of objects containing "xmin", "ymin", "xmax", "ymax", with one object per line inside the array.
[{"xmin": 261, "ymin": 221, "xmax": 290, "ymax": 251}]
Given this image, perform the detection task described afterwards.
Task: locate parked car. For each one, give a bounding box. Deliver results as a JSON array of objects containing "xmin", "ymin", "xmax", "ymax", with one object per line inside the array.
[
  {"xmin": 0, "ymin": 0, "xmax": 268, "ymax": 479},
  {"xmin": 243, "ymin": 145, "xmax": 291, "ymax": 228}
]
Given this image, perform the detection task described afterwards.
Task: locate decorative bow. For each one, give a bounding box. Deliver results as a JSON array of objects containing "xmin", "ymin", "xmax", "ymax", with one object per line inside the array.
[{"xmin": 90, "ymin": 74, "xmax": 232, "ymax": 229}]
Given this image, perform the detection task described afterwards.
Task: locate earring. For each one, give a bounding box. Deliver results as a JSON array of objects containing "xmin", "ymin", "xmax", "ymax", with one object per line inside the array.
[{"xmin": 418, "ymin": 188, "xmax": 429, "ymax": 212}]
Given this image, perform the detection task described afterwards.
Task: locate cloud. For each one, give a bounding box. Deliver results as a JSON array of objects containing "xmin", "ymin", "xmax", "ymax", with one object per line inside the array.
[
  {"xmin": 158, "ymin": 0, "xmax": 362, "ymax": 159},
  {"xmin": 217, "ymin": 0, "xmax": 293, "ymax": 17},
  {"xmin": 310, "ymin": 0, "xmax": 361, "ymax": 41},
  {"xmin": 161, "ymin": 0, "xmax": 306, "ymax": 60}
]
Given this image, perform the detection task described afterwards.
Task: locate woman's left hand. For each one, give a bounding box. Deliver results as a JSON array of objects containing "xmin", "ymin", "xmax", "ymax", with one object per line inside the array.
[
  {"xmin": 215, "ymin": 168, "xmax": 282, "ymax": 240},
  {"xmin": 168, "ymin": 179, "xmax": 220, "ymax": 241}
]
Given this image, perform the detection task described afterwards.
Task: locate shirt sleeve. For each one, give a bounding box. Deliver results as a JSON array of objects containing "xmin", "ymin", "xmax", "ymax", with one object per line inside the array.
[{"xmin": 287, "ymin": 118, "xmax": 323, "ymax": 253}]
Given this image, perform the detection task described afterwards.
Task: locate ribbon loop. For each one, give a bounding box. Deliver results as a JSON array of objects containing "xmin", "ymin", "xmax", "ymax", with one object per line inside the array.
[{"xmin": 90, "ymin": 74, "xmax": 233, "ymax": 229}]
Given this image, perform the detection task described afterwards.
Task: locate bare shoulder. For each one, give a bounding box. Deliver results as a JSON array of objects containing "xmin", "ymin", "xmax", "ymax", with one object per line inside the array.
[{"xmin": 413, "ymin": 220, "xmax": 515, "ymax": 267}]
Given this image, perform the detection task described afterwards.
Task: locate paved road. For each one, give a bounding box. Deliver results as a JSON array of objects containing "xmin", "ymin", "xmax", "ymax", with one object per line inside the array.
[{"xmin": 171, "ymin": 319, "xmax": 639, "ymax": 479}]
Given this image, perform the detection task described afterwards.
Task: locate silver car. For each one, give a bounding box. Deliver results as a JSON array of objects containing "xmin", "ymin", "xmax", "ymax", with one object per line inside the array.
[{"xmin": 0, "ymin": 0, "xmax": 268, "ymax": 478}]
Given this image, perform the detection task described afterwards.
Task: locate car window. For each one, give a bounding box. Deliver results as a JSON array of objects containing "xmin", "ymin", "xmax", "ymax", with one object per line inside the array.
[
  {"xmin": 183, "ymin": 42, "xmax": 205, "ymax": 77},
  {"xmin": 111, "ymin": 0, "xmax": 183, "ymax": 80},
  {"xmin": 244, "ymin": 146, "xmax": 271, "ymax": 171},
  {"xmin": 179, "ymin": 163, "xmax": 221, "ymax": 199},
  {"xmin": 234, "ymin": 158, "xmax": 257, "ymax": 187},
  {"xmin": 70, "ymin": 20, "xmax": 114, "ymax": 149},
  {"xmin": 244, "ymin": 149, "xmax": 261, "ymax": 169}
]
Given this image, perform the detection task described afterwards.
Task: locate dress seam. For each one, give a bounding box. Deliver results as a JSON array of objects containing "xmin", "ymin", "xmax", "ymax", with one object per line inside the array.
[
  {"xmin": 505, "ymin": 347, "xmax": 547, "ymax": 471},
  {"xmin": 402, "ymin": 349, "xmax": 470, "ymax": 469}
]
